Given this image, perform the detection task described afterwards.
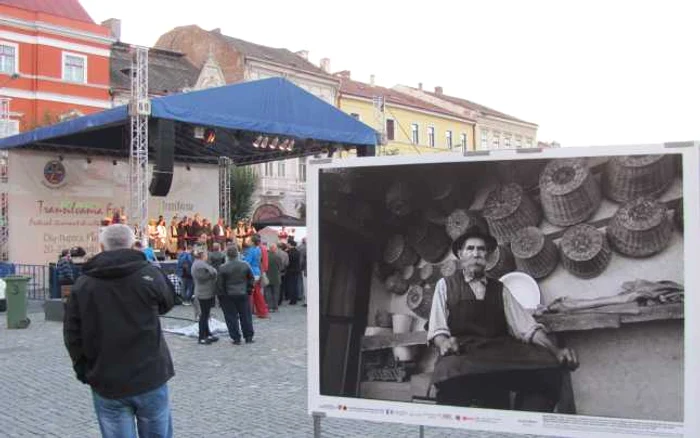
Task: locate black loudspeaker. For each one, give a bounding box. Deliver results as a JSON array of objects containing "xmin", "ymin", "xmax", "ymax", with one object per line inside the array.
[
  {"xmin": 357, "ymin": 145, "xmax": 376, "ymax": 157},
  {"xmin": 149, "ymin": 119, "xmax": 175, "ymax": 197}
]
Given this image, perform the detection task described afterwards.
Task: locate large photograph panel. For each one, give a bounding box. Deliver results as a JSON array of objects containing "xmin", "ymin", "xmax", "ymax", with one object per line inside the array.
[{"xmin": 314, "ymin": 148, "xmax": 688, "ymax": 435}]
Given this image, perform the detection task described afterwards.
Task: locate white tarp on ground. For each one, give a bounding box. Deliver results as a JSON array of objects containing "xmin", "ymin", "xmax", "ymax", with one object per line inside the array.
[{"xmin": 163, "ymin": 317, "xmax": 229, "ymax": 338}]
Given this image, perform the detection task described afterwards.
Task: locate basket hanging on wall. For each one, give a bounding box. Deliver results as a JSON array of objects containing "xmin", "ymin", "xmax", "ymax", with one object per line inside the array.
[
  {"xmin": 559, "ymin": 224, "xmax": 612, "ymax": 278},
  {"xmin": 603, "ymin": 154, "xmax": 676, "ymax": 203},
  {"xmin": 607, "ymin": 197, "xmax": 673, "ymax": 258},
  {"xmin": 510, "ymin": 226, "xmax": 559, "ymax": 279},
  {"xmin": 482, "ymin": 183, "xmax": 542, "ymax": 244},
  {"xmin": 539, "ymin": 158, "xmax": 602, "ymax": 226}
]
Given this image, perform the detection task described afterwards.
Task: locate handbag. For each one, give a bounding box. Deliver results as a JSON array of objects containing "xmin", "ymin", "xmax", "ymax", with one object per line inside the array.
[{"xmin": 261, "ymin": 272, "xmax": 270, "ymax": 287}]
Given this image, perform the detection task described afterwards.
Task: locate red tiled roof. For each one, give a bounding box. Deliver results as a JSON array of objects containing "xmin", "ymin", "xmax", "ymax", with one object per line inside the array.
[
  {"xmin": 0, "ymin": 0, "xmax": 95, "ymax": 23},
  {"xmin": 340, "ymin": 78, "xmax": 471, "ymax": 121},
  {"xmin": 424, "ymin": 90, "xmax": 536, "ymax": 126}
]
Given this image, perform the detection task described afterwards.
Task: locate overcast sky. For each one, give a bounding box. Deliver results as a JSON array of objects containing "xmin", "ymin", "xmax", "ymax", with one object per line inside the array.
[{"xmin": 80, "ymin": 0, "xmax": 699, "ymax": 147}]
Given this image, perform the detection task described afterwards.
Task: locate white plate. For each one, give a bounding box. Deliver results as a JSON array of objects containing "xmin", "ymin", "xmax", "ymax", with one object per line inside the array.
[{"xmin": 499, "ymin": 272, "xmax": 541, "ymax": 310}]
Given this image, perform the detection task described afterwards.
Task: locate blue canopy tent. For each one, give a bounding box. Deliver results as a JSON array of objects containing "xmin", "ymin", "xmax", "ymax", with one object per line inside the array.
[{"xmin": 0, "ymin": 77, "xmax": 378, "ymax": 164}]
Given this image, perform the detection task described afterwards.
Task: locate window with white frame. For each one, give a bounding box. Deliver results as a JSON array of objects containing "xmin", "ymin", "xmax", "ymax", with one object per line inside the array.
[
  {"xmin": 264, "ymin": 162, "xmax": 274, "ymax": 177},
  {"xmin": 427, "ymin": 126, "xmax": 435, "ymax": 147},
  {"xmin": 0, "ymin": 43, "xmax": 17, "ymax": 75},
  {"xmin": 504, "ymin": 136, "xmax": 511, "ymax": 148},
  {"xmin": 481, "ymin": 130, "xmax": 489, "ymax": 149},
  {"xmin": 526, "ymin": 137, "xmax": 533, "ymax": 148},
  {"xmin": 277, "ymin": 160, "xmax": 286, "ymax": 177},
  {"xmin": 63, "ymin": 52, "xmax": 87, "ymax": 83},
  {"xmin": 492, "ymin": 132, "xmax": 500, "ymax": 149},
  {"xmin": 298, "ymin": 157, "xmax": 307, "ymax": 182},
  {"xmin": 445, "ymin": 130, "xmax": 453, "ymax": 149},
  {"xmin": 460, "ymin": 133, "xmax": 467, "ymax": 149},
  {"xmin": 0, "ymin": 119, "xmax": 18, "ymax": 138},
  {"xmin": 411, "ymin": 123, "xmax": 419, "ymax": 144},
  {"xmin": 515, "ymin": 136, "xmax": 522, "ymax": 148}
]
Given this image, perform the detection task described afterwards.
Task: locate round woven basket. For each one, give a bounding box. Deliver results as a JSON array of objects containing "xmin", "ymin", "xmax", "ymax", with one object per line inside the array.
[
  {"xmin": 385, "ymin": 180, "xmax": 414, "ymax": 217},
  {"xmin": 384, "ymin": 234, "xmax": 419, "ymax": 268},
  {"xmin": 539, "ymin": 159, "xmax": 602, "ymax": 226},
  {"xmin": 406, "ymin": 284, "xmax": 434, "ymax": 320},
  {"xmin": 482, "ymin": 183, "xmax": 542, "ymax": 244},
  {"xmin": 440, "ymin": 259, "xmax": 460, "ymax": 279},
  {"xmin": 510, "ymin": 226, "xmax": 559, "ymax": 279},
  {"xmin": 445, "ymin": 209, "xmax": 489, "ymax": 241},
  {"xmin": 485, "ymin": 245, "xmax": 516, "ymax": 279},
  {"xmin": 407, "ymin": 220, "xmax": 451, "ymax": 264},
  {"xmin": 385, "ymin": 273, "xmax": 409, "ymax": 296},
  {"xmin": 419, "ymin": 263, "xmax": 442, "ymax": 284},
  {"xmin": 603, "ymin": 154, "xmax": 676, "ymax": 203},
  {"xmin": 427, "ymin": 179, "xmax": 469, "ymax": 214},
  {"xmin": 401, "ymin": 264, "xmax": 421, "ymax": 284},
  {"xmin": 607, "ymin": 198, "xmax": 673, "ymax": 257},
  {"xmin": 559, "ymin": 224, "xmax": 612, "ymax": 278}
]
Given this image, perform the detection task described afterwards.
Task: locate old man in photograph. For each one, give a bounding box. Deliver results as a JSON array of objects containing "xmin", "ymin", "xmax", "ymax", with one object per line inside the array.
[{"xmin": 428, "ymin": 226, "xmax": 578, "ymax": 412}]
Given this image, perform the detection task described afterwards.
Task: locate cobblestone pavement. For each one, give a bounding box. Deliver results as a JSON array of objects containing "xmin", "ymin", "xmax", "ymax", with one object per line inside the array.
[{"xmin": 0, "ymin": 302, "xmax": 563, "ymax": 437}]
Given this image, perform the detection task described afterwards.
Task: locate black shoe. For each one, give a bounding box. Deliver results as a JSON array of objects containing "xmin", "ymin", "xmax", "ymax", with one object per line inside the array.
[
  {"xmin": 232, "ymin": 339, "xmax": 242, "ymax": 345},
  {"xmin": 207, "ymin": 336, "xmax": 219, "ymax": 343},
  {"xmin": 198, "ymin": 338, "xmax": 213, "ymax": 345},
  {"xmin": 245, "ymin": 338, "xmax": 255, "ymax": 344}
]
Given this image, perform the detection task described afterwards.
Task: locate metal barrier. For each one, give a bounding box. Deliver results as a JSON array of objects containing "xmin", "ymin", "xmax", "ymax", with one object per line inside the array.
[{"xmin": 0, "ymin": 263, "xmax": 50, "ymax": 300}]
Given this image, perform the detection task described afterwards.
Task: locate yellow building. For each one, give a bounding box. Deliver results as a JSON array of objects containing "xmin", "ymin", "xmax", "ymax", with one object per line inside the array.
[{"xmin": 335, "ymin": 72, "xmax": 475, "ymax": 156}]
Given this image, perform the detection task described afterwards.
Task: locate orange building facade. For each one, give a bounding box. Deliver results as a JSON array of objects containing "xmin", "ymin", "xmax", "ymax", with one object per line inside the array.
[{"xmin": 0, "ymin": 1, "xmax": 114, "ymax": 135}]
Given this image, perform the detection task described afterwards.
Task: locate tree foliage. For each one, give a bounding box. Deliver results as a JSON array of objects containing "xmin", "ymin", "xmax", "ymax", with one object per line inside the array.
[{"xmin": 229, "ymin": 165, "xmax": 259, "ymax": 223}]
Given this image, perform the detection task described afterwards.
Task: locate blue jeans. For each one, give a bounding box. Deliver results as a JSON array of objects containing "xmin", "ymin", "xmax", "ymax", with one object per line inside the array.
[
  {"xmin": 218, "ymin": 294, "xmax": 254, "ymax": 341},
  {"xmin": 92, "ymin": 383, "xmax": 173, "ymax": 438},
  {"xmin": 181, "ymin": 277, "xmax": 194, "ymax": 301}
]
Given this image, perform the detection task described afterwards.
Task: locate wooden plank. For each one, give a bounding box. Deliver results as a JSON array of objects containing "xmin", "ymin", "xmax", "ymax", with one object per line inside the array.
[
  {"xmin": 361, "ymin": 331, "xmax": 428, "ymax": 351},
  {"xmin": 537, "ymin": 313, "xmax": 622, "ymax": 332},
  {"xmin": 620, "ymin": 303, "xmax": 683, "ymax": 324}
]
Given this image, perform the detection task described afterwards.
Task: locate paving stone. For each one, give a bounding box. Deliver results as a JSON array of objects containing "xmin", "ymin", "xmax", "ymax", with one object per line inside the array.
[{"xmin": 0, "ymin": 304, "xmax": 562, "ymax": 437}]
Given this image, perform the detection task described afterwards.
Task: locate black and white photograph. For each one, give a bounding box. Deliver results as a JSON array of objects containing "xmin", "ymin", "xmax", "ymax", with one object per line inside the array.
[{"xmin": 310, "ymin": 145, "xmax": 694, "ymax": 436}]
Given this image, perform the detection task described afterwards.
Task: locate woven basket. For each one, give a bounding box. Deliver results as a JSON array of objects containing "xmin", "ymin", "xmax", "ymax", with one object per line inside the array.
[
  {"xmin": 375, "ymin": 310, "xmax": 393, "ymax": 328},
  {"xmin": 401, "ymin": 264, "xmax": 421, "ymax": 284},
  {"xmin": 386, "ymin": 180, "xmax": 414, "ymax": 217},
  {"xmin": 540, "ymin": 158, "xmax": 601, "ymax": 226},
  {"xmin": 603, "ymin": 154, "xmax": 676, "ymax": 203},
  {"xmin": 419, "ymin": 263, "xmax": 443, "ymax": 284},
  {"xmin": 385, "ymin": 273, "xmax": 409, "ymax": 296},
  {"xmin": 559, "ymin": 224, "xmax": 612, "ymax": 278},
  {"xmin": 428, "ymin": 178, "xmax": 475, "ymax": 213},
  {"xmin": 482, "ymin": 183, "xmax": 542, "ymax": 244},
  {"xmin": 510, "ymin": 226, "xmax": 559, "ymax": 279},
  {"xmin": 607, "ymin": 198, "xmax": 673, "ymax": 257},
  {"xmin": 406, "ymin": 284, "xmax": 434, "ymax": 320},
  {"xmin": 384, "ymin": 234, "xmax": 419, "ymax": 268},
  {"xmin": 445, "ymin": 209, "xmax": 489, "ymax": 241},
  {"xmin": 485, "ymin": 245, "xmax": 516, "ymax": 279},
  {"xmin": 407, "ymin": 220, "xmax": 451, "ymax": 264}
]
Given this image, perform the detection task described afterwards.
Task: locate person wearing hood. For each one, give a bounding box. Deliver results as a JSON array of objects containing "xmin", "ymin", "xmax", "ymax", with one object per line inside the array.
[{"xmin": 63, "ymin": 224, "xmax": 176, "ymax": 438}]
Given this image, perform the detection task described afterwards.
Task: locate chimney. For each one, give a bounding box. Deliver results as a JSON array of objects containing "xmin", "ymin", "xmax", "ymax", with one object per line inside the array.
[
  {"xmin": 418, "ymin": 82, "xmax": 423, "ymax": 90},
  {"xmin": 320, "ymin": 57, "xmax": 331, "ymax": 73},
  {"xmin": 334, "ymin": 70, "xmax": 351, "ymax": 79},
  {"xmin": 435, "ymin": 86, "xmax": 443, "ymax": 95},
  {"xmin": 370, "ymin": 74, "xmax": 375, "ymax": 86},
  {"xmin": 211, "ymin": 28, "xmax": 221, "ymax": 34},
  {"xmin": 101, "ymin": 18, "xmax": 121, "ymax": 41},
  {"xmin": 295, "ymin": 50, "xmax": 309, "ymax": 60}
]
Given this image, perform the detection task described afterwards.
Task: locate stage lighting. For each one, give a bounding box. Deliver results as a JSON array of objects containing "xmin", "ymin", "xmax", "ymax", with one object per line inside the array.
[
  {"xmin": 280, "ymin": 139, "xmax": 290, "ymax": 151},
  {"xmin": 253, "ymin": 135, "xmax": 263, "ymax": 148},
  {"xmin": 204, "ymin": 128, "xmax": 216, "ymax": 144},
  {"xmin": 260, "ymin": 137, "xmax": 269, "ymax": 148},
  {"xmin": 194, "ymin": 126, "xmax": 205, "ymax": 139},
  {"xmin": 288, "ymin": 139, "xmax": 295, "ymax": 152},
  {"xmin": 269, "ymin": 137, "xmax": 279, "ymax": 150}
]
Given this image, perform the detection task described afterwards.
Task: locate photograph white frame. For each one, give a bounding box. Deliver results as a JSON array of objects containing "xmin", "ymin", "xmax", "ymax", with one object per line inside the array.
[{"xmin": 307, "ymin": 142, "xmax": 699, "ymax": 438}]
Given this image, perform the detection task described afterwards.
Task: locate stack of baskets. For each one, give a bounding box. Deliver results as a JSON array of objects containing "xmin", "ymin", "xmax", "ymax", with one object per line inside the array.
[{"xmin": 482, "ymin": 183, "xmax": 542, "ymax": 244}]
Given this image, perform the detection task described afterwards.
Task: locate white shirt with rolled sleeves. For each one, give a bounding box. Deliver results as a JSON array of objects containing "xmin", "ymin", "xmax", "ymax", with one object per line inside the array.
[{"xmin": 427, "ymin": 275, "xmax": 546, "ymax": 344}]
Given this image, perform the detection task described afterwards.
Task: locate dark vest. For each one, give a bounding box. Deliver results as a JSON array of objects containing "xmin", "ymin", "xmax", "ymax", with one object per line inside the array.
[{"xmin": 444, "ymin": 274, "xmax": 508, "ymax": 339}]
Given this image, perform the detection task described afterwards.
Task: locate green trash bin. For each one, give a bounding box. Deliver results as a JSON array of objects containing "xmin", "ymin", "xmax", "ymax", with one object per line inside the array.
[{"xmin": 5, "ymin": 275, "xmax": 31, "ymax": 329}]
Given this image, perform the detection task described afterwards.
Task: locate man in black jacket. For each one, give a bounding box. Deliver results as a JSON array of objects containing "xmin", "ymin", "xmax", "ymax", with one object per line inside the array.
[
  {"xmin": 216, "ymin": 245, "xmax": 255, "ymax": 345},
  {"xmin": 64, "ymin": 224, "xmax": 176, "ymax": 438}
]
